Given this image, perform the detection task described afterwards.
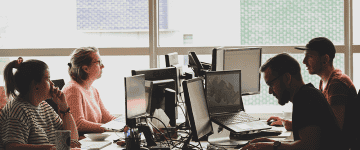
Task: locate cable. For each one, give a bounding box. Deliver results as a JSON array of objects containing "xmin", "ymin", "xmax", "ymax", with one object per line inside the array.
[{"xmin": 145, "ymin": 116, "xmax": 174, "ymax": 147}]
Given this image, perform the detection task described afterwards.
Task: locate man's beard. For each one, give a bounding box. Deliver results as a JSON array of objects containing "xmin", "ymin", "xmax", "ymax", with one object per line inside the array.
[{"xmin": 278, "ymin": 89, "xmax": 291, "ymax": 106}]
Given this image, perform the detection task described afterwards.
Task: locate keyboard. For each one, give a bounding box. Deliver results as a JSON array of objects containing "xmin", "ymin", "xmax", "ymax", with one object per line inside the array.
[
  {"xmin": 212, "ymin": 111, "xmax": 258, "ymax": 125},
  {"xmin": 80, "ymin": 140, "xmax": 112, "ymax": 150}
]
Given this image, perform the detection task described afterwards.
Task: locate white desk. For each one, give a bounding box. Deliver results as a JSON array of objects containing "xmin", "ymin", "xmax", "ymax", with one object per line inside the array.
[{"xmin": 78, "ymin": 126, "xmax": 293, "ymax": 150}]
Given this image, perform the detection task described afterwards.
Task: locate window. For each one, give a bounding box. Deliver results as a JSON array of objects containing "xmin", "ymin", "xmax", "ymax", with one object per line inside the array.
[
  {"xmin": 0, "ymin": 0, "xmax": 150, "ymax": 48},
  {"xmin": 0, "ymin": 0, "xmax": 351, "ymax": 115},
  {"xmin": 353, "ymin": 0, "xmax": 360, "ymax": 45},
  {"xmin": 159, "ymin": 0, "xmax": 344, "ymax": 47},
  {"xmin": 352, "ymin": 0, "xmax": 360, "ymax": 91}
]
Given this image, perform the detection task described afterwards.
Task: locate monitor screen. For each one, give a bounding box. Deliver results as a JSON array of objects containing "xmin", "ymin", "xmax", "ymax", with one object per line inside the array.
[
  {"xmin": 183, "ymin": 77, "xmax": 213, "ymax": 141},
  {"xmin": 125, "ymin": 74, "xmax": 147, "ymax": 119},
  {"xmin": 205, "ymin": 70, "xmax": 243, "ymax": 115},
  {"xmin": 212, "ymin": 47, "xmax": 261, "ymax": 95}
]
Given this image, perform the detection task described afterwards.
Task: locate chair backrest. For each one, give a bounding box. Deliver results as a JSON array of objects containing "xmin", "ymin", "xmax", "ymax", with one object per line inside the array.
[{"xmin": 52, "ymin": 79, "xmax": 65, "ymax": 90}]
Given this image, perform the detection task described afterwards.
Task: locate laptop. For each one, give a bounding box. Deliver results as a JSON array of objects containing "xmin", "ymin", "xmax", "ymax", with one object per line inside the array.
[
  {"xmin": 101, "ymin": 76, "xmax": 153, "ymax": 131},
  {"xmin": 205, "ymin": 70, "xmax": 271, "ymax": 133}
]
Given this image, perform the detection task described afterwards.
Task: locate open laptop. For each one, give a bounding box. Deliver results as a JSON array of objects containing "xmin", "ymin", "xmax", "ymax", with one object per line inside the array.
[
  {"xmin": 101, "ymin": 75, "xmax": 153, "ymax": 131},
  {"xmin": 205, "ymin": 70, "xmax": 271, "ymax": 133}
]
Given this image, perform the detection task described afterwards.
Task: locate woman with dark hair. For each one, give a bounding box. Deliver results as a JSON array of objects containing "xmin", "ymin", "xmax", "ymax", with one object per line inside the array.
[
  {"xmin": 0, "ymin": 58, "xmax": 81, "ymax": 150},
  {"xmin": 62, "ymin": 47, "xmax": 115, "ymax": 135}
]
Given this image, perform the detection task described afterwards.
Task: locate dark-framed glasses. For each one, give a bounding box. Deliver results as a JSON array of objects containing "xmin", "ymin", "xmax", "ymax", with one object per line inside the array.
[{"xmin": 266, "ymin": 74, "xmax": 284, "ymax": 88}]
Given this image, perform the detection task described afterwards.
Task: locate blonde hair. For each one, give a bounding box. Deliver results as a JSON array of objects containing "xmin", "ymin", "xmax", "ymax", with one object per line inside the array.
[{"xmin": 68, "ymin": 47, "xmax": 99, "ymax": 83}]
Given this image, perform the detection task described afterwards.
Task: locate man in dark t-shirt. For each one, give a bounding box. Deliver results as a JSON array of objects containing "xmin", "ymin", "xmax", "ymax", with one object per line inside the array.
[
  {"xmin": 243, "ymin": 53, "xmax": 345, "ymax": 150},
  {"xmin": 292, "ymin": 83, "xmax": 342, "ymax": 150}
]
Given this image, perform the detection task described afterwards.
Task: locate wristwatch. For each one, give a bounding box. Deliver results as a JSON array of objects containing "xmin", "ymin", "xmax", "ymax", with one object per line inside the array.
[{"xmin": 273, "ymin": 141, "xmax": 281, "ymax": 150}]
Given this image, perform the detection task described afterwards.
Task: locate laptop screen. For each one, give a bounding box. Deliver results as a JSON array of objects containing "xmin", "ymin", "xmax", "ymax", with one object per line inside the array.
[{"xmin": 205, "ymin": 70, "xmax": 244, "ymax": 114}]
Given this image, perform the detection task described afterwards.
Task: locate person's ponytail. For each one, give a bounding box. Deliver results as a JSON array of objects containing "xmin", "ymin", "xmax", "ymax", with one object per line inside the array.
[
  {"xmin": 3, "ymin": 57, "xmax": 47, "ymax": 100},
  {"xmin": 3, "ymin": 60, "xmax": 19, "ymax": 98}
]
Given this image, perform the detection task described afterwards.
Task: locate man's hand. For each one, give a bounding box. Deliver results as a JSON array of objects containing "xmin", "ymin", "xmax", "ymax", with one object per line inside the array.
[
  {"xmin": 267, "ymin": 116, "xmax": 283, "ymax": 126},
  {"xmin": 242, "ymin": 142, "xmax": 273, "ymax": 150},
  {"xmin": 283, "ymin": 120, "xmax": 293, "ymax": 131}
]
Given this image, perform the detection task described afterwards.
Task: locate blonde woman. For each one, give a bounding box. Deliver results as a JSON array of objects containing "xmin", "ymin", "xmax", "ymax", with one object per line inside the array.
[{"xmin": 63, "ymin": 47, "xmax": 116, "ymax": 136}]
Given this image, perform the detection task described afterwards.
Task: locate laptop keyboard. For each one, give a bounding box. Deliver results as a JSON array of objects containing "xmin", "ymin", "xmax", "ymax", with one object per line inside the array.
[{"xmin": 213, "ymin": 111, "xmax": 258, "ymax": 125}]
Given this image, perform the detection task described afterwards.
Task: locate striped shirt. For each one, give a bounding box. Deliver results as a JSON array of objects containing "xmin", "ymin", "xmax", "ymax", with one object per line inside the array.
[{"xmin": 0, "ymin": 97, "xmax": 63, "ymax": 150}]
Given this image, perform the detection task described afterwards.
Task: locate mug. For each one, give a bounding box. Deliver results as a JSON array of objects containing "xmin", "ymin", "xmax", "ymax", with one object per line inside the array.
[{"xmin": 55, "ymin": 130, "xmax": 71, "ymax": 150}]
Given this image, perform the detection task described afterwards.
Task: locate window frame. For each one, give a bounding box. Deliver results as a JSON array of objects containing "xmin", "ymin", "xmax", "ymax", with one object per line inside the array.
[{"xmin": 0, "ymin": 0, "xmax": 356, "ymax": 116}]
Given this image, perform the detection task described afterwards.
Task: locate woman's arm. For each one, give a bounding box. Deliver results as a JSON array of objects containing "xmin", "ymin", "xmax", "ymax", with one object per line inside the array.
[
  {"xmin": 51, "ymin": 86, "xmax": 79, "ymax": 141},
  {"xmin": 94, "ymin": 88, "xmax": 116, "ymax": 123},
  {"xmin": 6, "ymin": 143, "xmax": 55, "ymax": 150}
]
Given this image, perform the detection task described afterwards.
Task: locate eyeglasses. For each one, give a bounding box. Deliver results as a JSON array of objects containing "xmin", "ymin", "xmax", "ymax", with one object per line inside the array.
[
  {"xmin": 266, "ymin": 74, "xmax": 284, "ymax": 88},
  {"xmin": 93, "ymin": 60, "xmax": 103, "ymax": 66}
]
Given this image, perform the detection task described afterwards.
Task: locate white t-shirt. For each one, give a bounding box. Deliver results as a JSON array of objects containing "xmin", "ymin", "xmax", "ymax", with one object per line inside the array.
[{"xmin": 0, "ymin": 97, "xmax": 63, "ymax": 150}]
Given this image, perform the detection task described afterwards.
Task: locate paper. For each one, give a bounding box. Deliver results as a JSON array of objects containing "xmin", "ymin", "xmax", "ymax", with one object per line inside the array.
[{"xmin": 151, "ymin": 108, "xmax": 170, "ymax": 128}]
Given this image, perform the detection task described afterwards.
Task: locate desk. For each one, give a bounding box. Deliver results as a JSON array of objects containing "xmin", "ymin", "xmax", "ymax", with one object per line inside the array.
[{"xmin": 79, "ymin": 126, "xmax": 293, "ymax": 150}]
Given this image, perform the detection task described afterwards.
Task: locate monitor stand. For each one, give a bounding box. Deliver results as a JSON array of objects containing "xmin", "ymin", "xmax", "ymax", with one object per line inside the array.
[{"xmin": 208, "ymin": 122, "xmax": 249, "ymax": 146}]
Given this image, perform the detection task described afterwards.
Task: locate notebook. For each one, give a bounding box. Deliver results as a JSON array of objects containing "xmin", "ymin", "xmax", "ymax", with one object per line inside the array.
[
  {"xmin": 205, "ymin": 70, "xmax": 271, "ymax": 133},
  {"xmin": 79, "ymin": 139, "xmax": 112, "ymax": 150}
]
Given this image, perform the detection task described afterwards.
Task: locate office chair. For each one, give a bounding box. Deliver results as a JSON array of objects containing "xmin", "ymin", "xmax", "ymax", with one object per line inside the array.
[{"xmin": 45, "ymin": 79, "xmax": 65, "ymax": 114}]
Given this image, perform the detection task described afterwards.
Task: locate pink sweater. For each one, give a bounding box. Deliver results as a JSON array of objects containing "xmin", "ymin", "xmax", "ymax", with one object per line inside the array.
[{"xmin": 62, "ymin": 80, "xmax": 116, "ymax": 132}]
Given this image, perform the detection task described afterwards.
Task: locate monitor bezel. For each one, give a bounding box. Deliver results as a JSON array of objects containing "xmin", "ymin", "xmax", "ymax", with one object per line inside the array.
[{"xmin": 183, "ymin": 77, "xmax": 214, "ymax": 142}]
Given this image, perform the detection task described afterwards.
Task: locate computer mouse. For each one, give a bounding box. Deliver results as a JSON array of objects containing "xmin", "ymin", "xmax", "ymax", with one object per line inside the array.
[
  {"xmin": 267, "ymin": 119, "xmax": 276, "ymax": 126},
  {"xmin": 267, "ymin": 120, "xmax": 284, "ymax": 127}
]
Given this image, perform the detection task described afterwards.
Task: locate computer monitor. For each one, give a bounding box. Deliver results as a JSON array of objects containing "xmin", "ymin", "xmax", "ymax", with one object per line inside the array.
[
  {"xmin": 165, "ymin": 52, "xmax": 184, "ymax": 96},
  {"xmin": 125, "ymin": 74, "xmax": 148, "ymax": 128},
  {"xmin": 132, "ymin": 67, "xmax": 178, "ymax": 126},
  {"xmin": 145, "ymin": 80, "xmax": 154, "ymax": 116},
  {"xmin": 211, "ymin": 47, "xmax": 262, "ymax": 95},
  {"xmin": 183, "ymin": 77, "xmax": 213, "ymax": 145},
  {"xmin": 132, "ymin": 67, "xmax": 178, "ymax": 95},
  {"xmin": 188, "ymin": 52, "xmax": 204, "ymax": 77},
  {"xmin": 165, "ymin": 52, "xmax": 179, "ymax": 67}
]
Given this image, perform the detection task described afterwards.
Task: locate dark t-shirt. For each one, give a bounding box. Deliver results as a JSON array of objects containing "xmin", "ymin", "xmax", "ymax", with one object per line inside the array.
[{"xmin": 292, "ymin": 83, "xmax": 344, "ymax": 150}]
